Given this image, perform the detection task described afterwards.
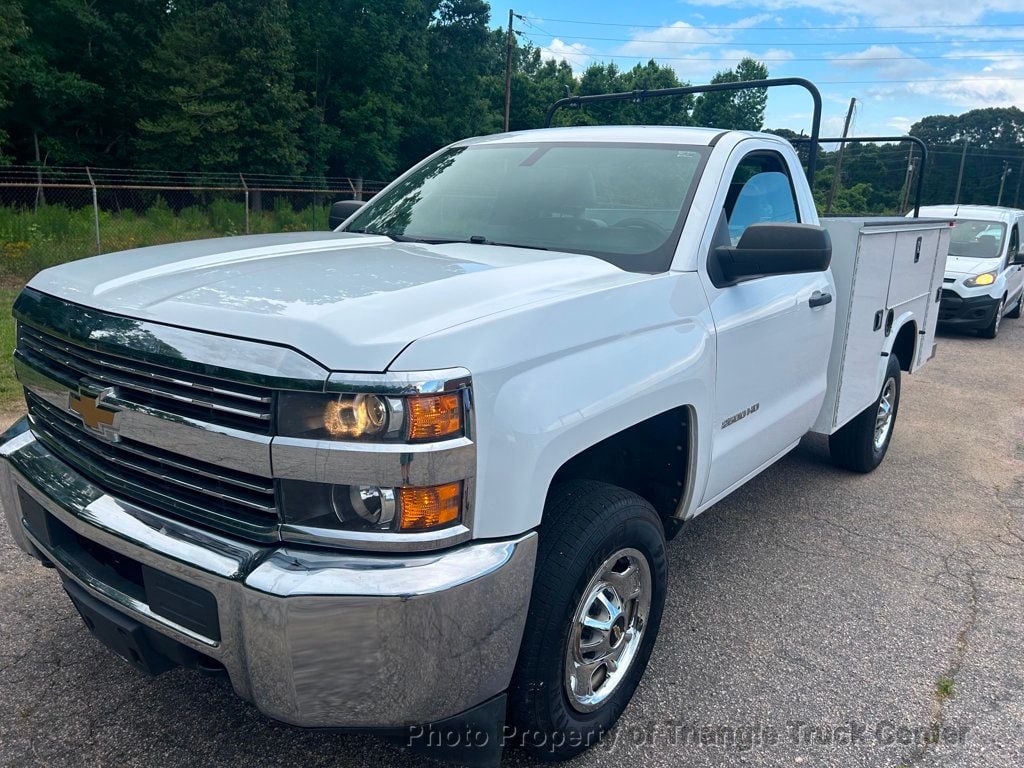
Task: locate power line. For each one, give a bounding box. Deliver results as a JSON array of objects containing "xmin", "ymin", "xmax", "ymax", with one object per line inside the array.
[
  {"xmin": 531, "ymin": 50, "xmax": 1024, "ymax": 63},
  {"xmin": 531, "ymin": 35, "xmax": 1024, "ymax": 47},
  {"xmin": 518, "ymin": 15, "xmax": 1024, "ymax": 32}
]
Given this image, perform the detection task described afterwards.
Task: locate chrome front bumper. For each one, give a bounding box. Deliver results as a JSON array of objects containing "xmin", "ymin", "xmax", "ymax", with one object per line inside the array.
[{"xmin": 0, "ymin": 418, "xmax": 537, "ymax": 728}]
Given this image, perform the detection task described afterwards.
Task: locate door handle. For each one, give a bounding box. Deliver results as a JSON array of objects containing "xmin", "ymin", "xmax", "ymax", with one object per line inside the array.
[{"xmin": 809, "ymin": 291, "xmax": 833, "ymax": 308}]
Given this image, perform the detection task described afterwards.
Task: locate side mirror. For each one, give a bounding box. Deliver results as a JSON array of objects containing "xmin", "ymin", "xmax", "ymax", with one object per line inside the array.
[
  {"xmin": 329, "ymin": 200, "xmax": 365, "ymax": 230},
  {"xmin": 713, "ymin": 223, "xmax": 832, "ymax": 284},
  {"xmin": 1013, "ymin": 250, "xmax": 1024, "ymax": 266}
]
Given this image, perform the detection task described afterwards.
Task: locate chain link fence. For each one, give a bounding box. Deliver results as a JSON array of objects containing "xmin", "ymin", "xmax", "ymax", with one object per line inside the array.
[{"xmin": 0, "ymin": 166, "xmax": 389, "ymax": 284}]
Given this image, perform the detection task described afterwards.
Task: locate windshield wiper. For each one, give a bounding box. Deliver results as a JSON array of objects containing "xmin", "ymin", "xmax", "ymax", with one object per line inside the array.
[
  {"xmin": 466, "ymin": 235, "xmax": 549, "ymax": 251},
  {"xmin": 350, "ymin": 230, "xmax": 549, "ymax": 250},
  {"xmin": 348, "ymin": 230, "xmax": 461, "ymax": 245}
]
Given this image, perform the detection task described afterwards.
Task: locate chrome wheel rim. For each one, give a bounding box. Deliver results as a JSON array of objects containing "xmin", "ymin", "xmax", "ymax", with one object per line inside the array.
[
  {"xmin": 564, "ymin": 548, "xmax": 652, "ymax": 713},
  {"xmin": 873, "ymin": 377, "xmax": 897, "ymax": 451}
]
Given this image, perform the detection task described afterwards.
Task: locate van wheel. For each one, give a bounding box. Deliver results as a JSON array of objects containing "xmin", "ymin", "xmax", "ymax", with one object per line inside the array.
[
  {"xmin": 508, "ymin": 481, "xmax": 667, "ymax": 761},
  {"xmin": 1007, "ymin": 292, "xmax": 1022, "ymax": 319},
  {"xmin": 979, "ymin": 297, "xmax": 1005, "ymax": 338},
  {"xmin": 829, "ymin": 354, "xmax": 901, "ymax": 473}
]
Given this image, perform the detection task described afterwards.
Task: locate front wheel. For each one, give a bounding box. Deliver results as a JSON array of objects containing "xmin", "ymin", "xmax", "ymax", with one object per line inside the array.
[
  {"xmin": 829, "ymin": 353, "xmax": 901, "ymax": 473},
  {"xmin": 979, "ymin": 297, "xmax": 1005, "ymax": 338},
  {"xmin": 508, "ymin": 481, "xmax": 667, "ymax": 761},
  {"xmin": 1007, "ymin": 291, "xmax": 1022, "ymax": 319}
]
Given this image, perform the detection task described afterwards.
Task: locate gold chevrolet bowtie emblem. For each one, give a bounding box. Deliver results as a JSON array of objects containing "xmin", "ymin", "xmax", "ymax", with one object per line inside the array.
[{"xmin": 69, "ymin": 388, "xmax": 120, "ymax": 440}]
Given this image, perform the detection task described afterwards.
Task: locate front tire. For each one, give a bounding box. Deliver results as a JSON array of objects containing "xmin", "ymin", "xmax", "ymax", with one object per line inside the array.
[
  {"xmin": 979, "ymin": 296, "xmax": 1005, "ymax": 338},
  {"xmin": 508, "ymin": 481, "xmax": 667, "ymax": 762},
  {"xmin": 829, "ymin": 353, "xmax": 901, "ymax": 473},
  {"xmin": 1007, "ymin": 292, "xmax": 1022, "ymax": 319}
]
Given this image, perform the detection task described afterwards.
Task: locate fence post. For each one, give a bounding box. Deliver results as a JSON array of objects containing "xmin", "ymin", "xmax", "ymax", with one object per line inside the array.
[
  {"xmin": 240, "ymin": 173, "xmax": 250, "ymax": 234},
  {"xmin": 86, "ymin": 166, "xmax": 101, "ymax": 254}
]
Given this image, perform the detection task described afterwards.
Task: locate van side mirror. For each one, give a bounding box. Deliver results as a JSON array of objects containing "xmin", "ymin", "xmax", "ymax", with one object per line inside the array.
[
  {"xmin": 329, "ymin": 200, "xmax": 365, "ymax": 230},
  {"xmin": 713, "ymin": 223, "xmax": 832, "ymax": 284},
  {"xmin": 1014, "ymin": 250, "xmax": 1024, "ymax": 266}
]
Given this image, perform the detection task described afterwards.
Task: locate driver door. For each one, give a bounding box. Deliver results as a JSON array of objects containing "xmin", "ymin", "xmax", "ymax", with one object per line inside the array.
[{"xmin": 699, "ymin": 146, "xmax": 835, "ymax": 505}]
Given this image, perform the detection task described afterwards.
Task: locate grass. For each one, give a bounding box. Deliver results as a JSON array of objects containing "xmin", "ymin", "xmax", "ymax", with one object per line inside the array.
[
  {"xmin": 0, "ymin": 287, "xmax": 20, "ymax": 411},
  {"xmin": 0, "ymin": 197, "xmax": 331, "ymax": 409},
  {"xmin": 936, "ymin": 676, "xmax": 955, "ymax": 700},
  {"xmin": 0, "ymin": 197, "xmax": 330, "ymax": 284}
]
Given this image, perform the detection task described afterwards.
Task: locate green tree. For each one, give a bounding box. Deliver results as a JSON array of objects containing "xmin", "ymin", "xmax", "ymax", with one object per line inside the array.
[
  {"xmin": 692, "ymin": 58, "xmax": 769, "ymax": 131},
  {"xmin": 0, "ymin": 2, "xmax": 27, "ymax": 163},
  {"xmin": 911, "ymin": 107, "xmax": 1024, "ymax": 149},
  {"xmin": 135, "ymin": 2, "xmax": 245, "ymax": 172},
  {"xmin": 137, "ymin": 0, "xmax": 304, "ymax": 175},
  {"xmin": 2, "ymin": 0, "xmax": 167, "ymax": 166}
]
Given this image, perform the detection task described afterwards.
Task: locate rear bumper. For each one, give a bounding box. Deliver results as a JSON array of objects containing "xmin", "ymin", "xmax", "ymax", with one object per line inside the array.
[
  {"xmin": 938, "ymin": 291, "xmax": 1000, "ymax": 330},
  {"xmin": 0, "ymin": 418, "xmax": 536, "ymax": 729}
]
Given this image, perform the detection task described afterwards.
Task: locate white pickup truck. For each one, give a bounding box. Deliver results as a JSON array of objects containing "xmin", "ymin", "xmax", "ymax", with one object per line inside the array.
[{"xmin": 1, "ymin": 82, "xmax": 950, "ymax": 765}]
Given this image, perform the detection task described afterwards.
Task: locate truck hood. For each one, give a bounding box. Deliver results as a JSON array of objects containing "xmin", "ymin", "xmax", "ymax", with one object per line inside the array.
[
  {"xmin": 945, "ymin": 254, "xmax": 1001, "ymax": 277},
  {"xmin": 28, "ymin": 232, "xmax": 641, "ymax": 372}
]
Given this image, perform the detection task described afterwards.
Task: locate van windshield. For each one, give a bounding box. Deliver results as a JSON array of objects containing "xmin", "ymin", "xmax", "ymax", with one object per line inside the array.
[
  {"xmin": 949, "ymin": 220, "xmax": 1006, "ymax": 259},
  {"xmin": 344, "ymin": 142, "xmax": 708, "ymax": 273}
]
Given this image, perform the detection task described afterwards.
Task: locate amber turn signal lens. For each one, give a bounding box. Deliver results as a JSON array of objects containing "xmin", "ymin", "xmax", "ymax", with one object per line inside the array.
[
  {"xmin": 399, "ymin": 482, "xmax": 462, "ymax": 530},
  {"xmin": 407, "ymin": 394, "xmax": 463, "ymax": 440}
]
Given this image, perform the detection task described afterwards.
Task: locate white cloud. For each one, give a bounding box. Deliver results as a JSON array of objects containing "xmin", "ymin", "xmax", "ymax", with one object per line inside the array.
[
  {"xmin": 830, "ymin": 45, "xmax": 930, "ymax": 79},
  {"xmin": 538, "ymin": 38, "xmax": 593, "ymax": 73},
  {"xmin": 887, "ymin": 116, "xmax": 915, "ymax": 132},
  {"xmin": 537, "ymin": 18, "xmax": 795, "ymax": 82},
  {"xmin": 685, "ymin": 0, "xmax": 1020, "ymax": 27}
]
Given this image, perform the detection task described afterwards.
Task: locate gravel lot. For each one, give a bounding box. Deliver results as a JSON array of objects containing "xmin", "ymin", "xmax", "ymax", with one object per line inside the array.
[{"xmin": 1, "ymin": 320, "xmax": 1022, "ymax": 768}]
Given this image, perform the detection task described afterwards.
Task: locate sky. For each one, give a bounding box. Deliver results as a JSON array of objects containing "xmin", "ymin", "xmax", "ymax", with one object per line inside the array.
[{"xmin": 509, "ymin": 1, "xmax": 1024, "ymax": 137}]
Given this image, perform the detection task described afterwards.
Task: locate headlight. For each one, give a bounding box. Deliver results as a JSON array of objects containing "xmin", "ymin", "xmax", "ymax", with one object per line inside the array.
[
  {"xmin": 965, "ymin": 271, "xmax": 997, "ymax": 287},
  {"xmin": 281, "ymin": 480, "xmax": 463, "ymax": 532},
  {"xmin": 277, "ymin": 392, "xmax": 464, "ymax": 442}
]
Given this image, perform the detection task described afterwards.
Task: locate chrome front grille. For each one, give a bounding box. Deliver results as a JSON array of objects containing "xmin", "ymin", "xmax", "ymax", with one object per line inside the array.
[
  {"xmin": 16, "ymin": 323, "xmax": 280, "ymax": 541},
  {"xmin": 17, "ymin": 324, "xmax": 273, "ymax": 434},
  {"xmin": 24, "ymin": 391, "xmax": 279, "ymax": 540}
]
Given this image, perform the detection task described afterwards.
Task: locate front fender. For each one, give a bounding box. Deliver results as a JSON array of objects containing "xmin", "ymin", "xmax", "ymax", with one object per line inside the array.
[{"xmin": 391, "ymin": 272, "xmax": 716, "ymax": 539}]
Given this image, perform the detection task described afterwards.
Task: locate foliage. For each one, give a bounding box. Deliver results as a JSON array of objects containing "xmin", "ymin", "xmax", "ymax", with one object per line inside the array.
[
  {"xmin": 0, "ymin": 287, "xmax": 19, "ymax": 411},
  {"xmin": 911, "ymin": 108, "xmax": 1024, "ymax": 149},
  {"xmin": 2, "ymin": 1, "xmax": 1020, "ymax": 216},
  {"xmin": 692, "ymin": 59, "xmax": 770, "ymax": 131},
  {"xmin": 0, "ymin": 199, "xmax": 330, "ymax": 283},
  {"xmin": 0, "ymin": 1, "xmax": 774, "ymax": 179}
]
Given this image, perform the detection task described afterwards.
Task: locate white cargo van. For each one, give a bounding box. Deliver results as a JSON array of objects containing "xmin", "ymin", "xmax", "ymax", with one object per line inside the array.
[{"xmin": 916, "ymin": 205, "xmax": 1024, "ymax": 338}]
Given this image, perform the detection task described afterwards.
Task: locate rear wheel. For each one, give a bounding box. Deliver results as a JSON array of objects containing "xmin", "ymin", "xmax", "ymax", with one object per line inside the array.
[
  {"xmin": 508, "ymin": 481, "xmax": 667, "ymax": 761},
  {"xmin": 979, "ymin": 297, "xmax": 1005, "ymax": 338},
  {"xmin": 829, "ymin": 353, "xmax": 901, "ymax": 473}
]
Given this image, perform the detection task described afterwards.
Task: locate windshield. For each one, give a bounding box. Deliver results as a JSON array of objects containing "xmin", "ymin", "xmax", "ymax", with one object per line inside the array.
[
  {"xmin": 949, "ymin": 219, "xmax": 1007, "ymax": 259},
  {"xmin": 344, "ymin": 142, "xmax": 708, "ymax": 273}
]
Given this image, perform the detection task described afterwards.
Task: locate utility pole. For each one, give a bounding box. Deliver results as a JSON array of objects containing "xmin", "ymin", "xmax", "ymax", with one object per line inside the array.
[
  {"xmin": 997, "ymin": 161, "xmax": 1012, "ymax": 207},
  {"xmin": 954, "ymin": 139, "xmax": 968, "ymax": 204},
  {"xmin": 900, "ymin": 151, "xmax": 916, "ymax": 213},
  {"xmin": 1014, "ymin": 158, "xmax": 1024, "ymax": 208},
  {"xmin": 825, "ymin": 98, "xmax": 855, "ymax": 214},
  {"xmin": 504, "ymin": 9, "xmax": 515, "ymax": 132}
]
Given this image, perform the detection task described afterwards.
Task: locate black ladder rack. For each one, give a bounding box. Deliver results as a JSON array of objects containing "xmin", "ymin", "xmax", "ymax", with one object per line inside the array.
[
  {"xmin": 543, "ymin": 77, "xmax": 823, "ymax": 183},
  {"xmin": 790, "ymin": 135, "xmax": 928, "ymax": 218}
]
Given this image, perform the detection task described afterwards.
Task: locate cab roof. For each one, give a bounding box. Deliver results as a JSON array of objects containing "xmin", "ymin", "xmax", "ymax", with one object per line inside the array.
[{"xmin": 457, "ymin": 125, "xmax": 789, "ymax": 148}]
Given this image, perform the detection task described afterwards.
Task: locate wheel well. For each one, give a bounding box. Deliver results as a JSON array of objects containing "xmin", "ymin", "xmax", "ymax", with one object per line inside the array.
[
  {"xmin": 891, "ymin": 322, "xmax": 917, "ymax": 372},
  {"xmin": 548, "ymin": 406, "xmax": 691, "ymax": 528}
]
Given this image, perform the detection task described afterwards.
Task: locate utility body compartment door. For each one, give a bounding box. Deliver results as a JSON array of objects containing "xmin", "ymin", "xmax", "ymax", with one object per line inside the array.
[{"xmin": 812, "ymin": 218, "xmax": 951, "ymax": 435}]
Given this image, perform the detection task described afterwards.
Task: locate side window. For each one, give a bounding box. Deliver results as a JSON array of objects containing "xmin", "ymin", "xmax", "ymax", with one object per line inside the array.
[
  {"xmin": 723, "ymin": 152, "xmax": 800, "ymax": 245},
  {"xmin": 1008, "ymin": 225, "xmax": 1019, "ymax": 267}
]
